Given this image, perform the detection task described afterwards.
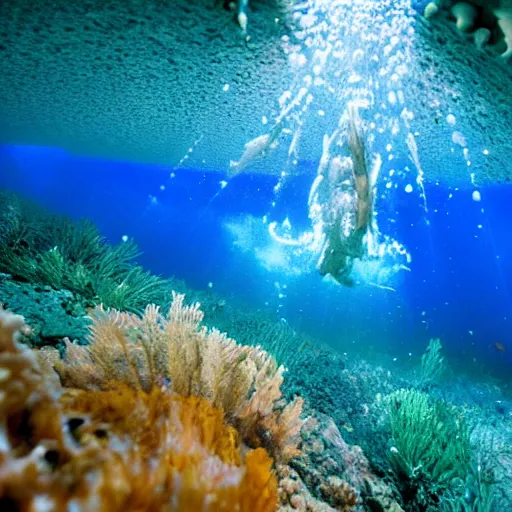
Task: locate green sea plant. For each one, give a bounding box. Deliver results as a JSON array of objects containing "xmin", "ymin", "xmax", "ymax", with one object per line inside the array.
[
  {"xmin": 441, "ymin": 456, "xmax": 496, "ymax": 512},
  {"xmin": 248, "ymin": 320, "xmax": 303, "ymax": 370},
  {"xmin": 385, "ymin": 388, "xmax": 471, "ymax": 509},
  {"xmin": 0, "ymin": 190, "xmax": 168, "ymax": 312},
  {"xmin": 419, "ymin": 337, "xmax": 445, "ymax": 387}
]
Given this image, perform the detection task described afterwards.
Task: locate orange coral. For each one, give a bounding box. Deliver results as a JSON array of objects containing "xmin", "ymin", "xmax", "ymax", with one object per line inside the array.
[{"xmin": 0, "ymin": 308, "xmax": 279, "ymax": 512}]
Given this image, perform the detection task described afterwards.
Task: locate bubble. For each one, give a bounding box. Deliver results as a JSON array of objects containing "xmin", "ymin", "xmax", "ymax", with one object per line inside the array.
[
  {"xmin": 446, "ymin": 113, "xmax": 456, "ymax": 126},
  {"xmin": 452, "ymin": 131, "xmax": 467, "ymax": 148},
  {"xmin": 404, "ymin": 184, "xmax": 413, "ymax": 193},
  {"xmin": 289, "ymin": 52, "xmax": 307, "ymax": 67},
  {"xmin": 472, "ymin": 190, "xmax": 481, "ymax": 202}
]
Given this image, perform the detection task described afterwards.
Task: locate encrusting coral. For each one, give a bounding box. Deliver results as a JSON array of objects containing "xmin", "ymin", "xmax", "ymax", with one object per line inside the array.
[{"xmin": 0, "ymin": 292, "xmax": 308, "ymax": 511}]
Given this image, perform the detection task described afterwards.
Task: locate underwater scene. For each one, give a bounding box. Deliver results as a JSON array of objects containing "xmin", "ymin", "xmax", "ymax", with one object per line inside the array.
[{"xmin": 0, "ymin": 0, "xmax": 511, "ymax": 511}]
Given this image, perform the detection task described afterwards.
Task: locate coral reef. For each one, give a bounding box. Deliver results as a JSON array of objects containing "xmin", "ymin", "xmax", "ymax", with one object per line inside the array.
[
  {"xmin": 3, "ymin": 236, "xmax": 510, "ymax": 511},
  {"xmin": 2, "ymin": 273, "xmax": 510, "ymax": 510},
  {"xmin": 0, "ymin": 297, "xmax": 297, "ymax": 510},
  {"xmin": 0, "ymin": 287, "xmax": 414, "ymax": 512},
  {"xmin": 0, "ymin": 307, "xmax": 278, "ymax": 511}
]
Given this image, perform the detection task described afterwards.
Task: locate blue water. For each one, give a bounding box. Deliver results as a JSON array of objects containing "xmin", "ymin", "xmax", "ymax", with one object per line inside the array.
[{"xmin": 1, "ymin": 144, "xmax": 511, "ymax": 381}]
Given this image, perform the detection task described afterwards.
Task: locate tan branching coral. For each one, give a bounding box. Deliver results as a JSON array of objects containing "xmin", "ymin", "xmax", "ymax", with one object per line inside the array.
[{"xmin": 54, "ymin": 291, "xmax": 304, "ymax": 462}]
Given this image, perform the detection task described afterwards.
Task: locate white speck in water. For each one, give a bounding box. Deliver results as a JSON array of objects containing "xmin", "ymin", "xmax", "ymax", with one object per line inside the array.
[
  {"xmin": 121, "ymin": 235, "xmax": 128, "ymax": 243},
  {"xmin": 159, "ymin": 185, "xmax": 165, "ymax": 191},
  {"xmin": 452, "ymin": 131, "xmax": 467, "ymax": 147},
  {"xmin": 446, "ymin": 114, "xmax": 456, "ymax": 126},
  {"xmin": 222, "ymin": 83, "xmax": 230, "ymax": 92},
  {"xmin": 472, "ymin": 190, "xmax": 481, "ymax": 202},
  {"xmin": 483, "ymin": 149, "xmax": 489, "ymax": 155},
  {"xmin": 219, "ymin": 180, "xmax": 228, "ymax": 189},
  {"xmin": 404, "ymin": 184, "xmax": 413, "ymax": 193},
  {"xmin": 261, "ymin": 116, "xmax": 268, "ymax": 125},
  {"xmin": 208, "ymin": 282, "xmax": 213, "ymax": 288}
]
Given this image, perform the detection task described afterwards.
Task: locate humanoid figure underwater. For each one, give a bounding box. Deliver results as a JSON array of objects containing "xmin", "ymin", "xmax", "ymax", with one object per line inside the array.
[{"xmin": 309, "ymin": 104, "xmax": 373, "ymax": 286}]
